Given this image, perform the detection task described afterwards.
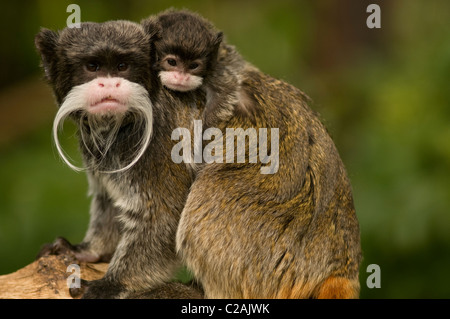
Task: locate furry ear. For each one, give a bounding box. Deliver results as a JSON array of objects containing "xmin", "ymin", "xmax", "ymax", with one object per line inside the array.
[
  {"xmin": 141, "ymin": 16, "xmax": 162, "ymax": 41},
  {"xmin": 35, "ymin": 28, "xmax": 59, "ymax": 81},
  {"xmin": 214, "ymin": 32, "xmax": 223, "ymax": 47},
  {"xmin": 210, "ymin": 31, "xmax": 223, "ymax": 62}
]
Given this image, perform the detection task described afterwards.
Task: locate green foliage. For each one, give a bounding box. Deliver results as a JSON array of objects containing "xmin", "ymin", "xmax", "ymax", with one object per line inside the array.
[{"xmin": 0, "ymin": 123, "xmax": 90, "ymax": 273}]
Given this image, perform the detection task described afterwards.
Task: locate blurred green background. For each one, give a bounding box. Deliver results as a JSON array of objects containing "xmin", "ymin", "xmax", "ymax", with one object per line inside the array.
[{"xmin": 0, "ymin": 0, "xmax": 449, "ymax": 298}]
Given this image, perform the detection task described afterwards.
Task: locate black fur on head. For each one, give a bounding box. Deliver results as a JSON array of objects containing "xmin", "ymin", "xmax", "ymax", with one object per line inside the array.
[
  {"xmin": 141, "ymin": 9, "xmax": 223, "ymax": 74},
  {"xmin": 35, "ymin": 20, "xmax": 159, "ymax": 105}
]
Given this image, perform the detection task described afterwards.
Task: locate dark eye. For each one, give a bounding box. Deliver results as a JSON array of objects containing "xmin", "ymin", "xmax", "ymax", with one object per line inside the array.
[
  {"xmin": 117, "ymin": 62, "xmax": 128, "ymax": 71},
  {"xmin": 189, "ymin": 62, "xmax": 199, "ymax": 70},
  {"xmin": 167, "ymin": 58, "xmax": 177, "ymax": 66},
  {"xmin": 86, "ymin": 62, "xmax": 100, "ymax": 72}
]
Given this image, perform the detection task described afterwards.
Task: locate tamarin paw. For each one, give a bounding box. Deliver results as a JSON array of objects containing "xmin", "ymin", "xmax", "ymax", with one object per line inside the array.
[
  {"xmin": 81, "ymin": 278, "xmax": 125, "ymax": 299},
  {"xmin": 36, "ymin": 237, "xmax": 105, "ymax": 263}
]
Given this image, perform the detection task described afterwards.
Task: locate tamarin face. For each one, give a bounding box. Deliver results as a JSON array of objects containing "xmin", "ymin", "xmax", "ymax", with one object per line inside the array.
[
  {"xmin": 35, "ymin": 21, "xmax": 159, "ymax": 172},
  {"xmin": 148, "ymin": 11, "xmax": 223, "ymax": 92},
  {"xmin": 157, "ymin": 53, "xmax": 206, "ymax": 92},
  {"xmin": 35, "ymin": 20, "xmax": 154, "ymax": 107}
]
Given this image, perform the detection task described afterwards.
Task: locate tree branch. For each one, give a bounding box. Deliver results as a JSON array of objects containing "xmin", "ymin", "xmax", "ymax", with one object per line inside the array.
[{"xmin": 0, "ymin": 255, "xmax": 203, "ymax": 299}]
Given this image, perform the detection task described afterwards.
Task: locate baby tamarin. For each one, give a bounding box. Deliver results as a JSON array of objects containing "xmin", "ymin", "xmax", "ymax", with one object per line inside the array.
[
  {"xmin": 148, "ymin": 9, "xmax": 246, "ymax": 128},
  {"xmin": 152, "ymin": 10, "xmax": 222, "ymax": 93},
  {"xmin": 35, "ymin": 20, "xmax": 206, "ymax": 298},
  {"xmin": 144, "ymin": 10, "xmax": 362, "ymax": 298}
]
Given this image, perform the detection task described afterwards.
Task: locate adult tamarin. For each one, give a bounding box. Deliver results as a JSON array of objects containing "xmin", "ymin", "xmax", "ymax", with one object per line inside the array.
[
  {"xmin": 143, "ymin": 10, "xmax": 362, "ymax": 299},
  {"xmin": 35, "ymin": 20, "xmax": 206, "ymax": 298}
]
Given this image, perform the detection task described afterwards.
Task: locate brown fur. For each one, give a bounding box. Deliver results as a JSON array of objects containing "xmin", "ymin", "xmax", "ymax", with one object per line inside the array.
[
  {"xmin": 143, "ymin": 10, "xmax": 361, "ymax": 299},
  {"xmin": 315, "ymin": 276, "xmax": 360, "ymax": 299},
  {"xmin": 177, "ymin": 64, "xmax": 361, "ymax": 299}
]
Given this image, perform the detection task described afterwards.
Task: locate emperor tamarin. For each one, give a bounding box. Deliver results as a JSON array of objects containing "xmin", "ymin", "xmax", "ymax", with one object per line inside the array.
[
  {"xmin": 143, "ymin": 10, "xmax": 362, "ymax": 298},
  {"xmin": 35, "ymin": 19, "xmax": 207, "ymax": 298}
]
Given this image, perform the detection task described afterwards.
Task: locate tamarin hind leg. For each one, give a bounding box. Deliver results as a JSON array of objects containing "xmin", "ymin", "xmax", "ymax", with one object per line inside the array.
[{"xmin": 314, "ymin": 276, "xmax": 360, "ymax": 299}]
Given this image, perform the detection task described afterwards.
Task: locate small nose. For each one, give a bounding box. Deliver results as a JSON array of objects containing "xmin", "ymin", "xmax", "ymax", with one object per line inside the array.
[
  {"xmin": 97, "ymin": 78, "xmax": 121, "ymax": 88},
  {"xmin": 174, "ymin": 72, "xmax": 188, "ymax": 82}
]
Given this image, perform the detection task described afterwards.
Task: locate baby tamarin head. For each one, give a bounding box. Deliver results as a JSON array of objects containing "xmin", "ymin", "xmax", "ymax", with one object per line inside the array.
[
  {"xmin": 143, "ymin": 10, "xmax": 223, "ymax": 92},
  {"xmin": 35, "ymin": 21, "xmax": 159, "ymax": 172}
]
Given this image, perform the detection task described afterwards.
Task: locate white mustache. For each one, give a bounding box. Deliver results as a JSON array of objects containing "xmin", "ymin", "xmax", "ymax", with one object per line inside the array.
[{"xmin": 53, "ymin": 79, "xmax": 153, "ymax": 173}]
